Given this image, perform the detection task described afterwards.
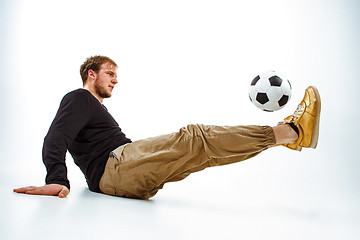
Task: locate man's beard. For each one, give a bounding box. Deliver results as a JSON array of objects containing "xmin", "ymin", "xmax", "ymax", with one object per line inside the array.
[{"xmin": 94, "ymin": 82, "xmax": 112, "ymax": 99}]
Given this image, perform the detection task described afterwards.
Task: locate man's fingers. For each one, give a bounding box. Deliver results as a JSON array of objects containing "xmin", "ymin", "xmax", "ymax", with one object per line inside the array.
[
  {"xmin": 13, "ymin": 186, "xmax": 45, "ymax": 195},
  {"xmin": 13, "ymin": 186, "xmax": 36, "ymax": 193},
  {"xmin": 18, "ymin": 186, "xmax": 44, "ymax": 195}
]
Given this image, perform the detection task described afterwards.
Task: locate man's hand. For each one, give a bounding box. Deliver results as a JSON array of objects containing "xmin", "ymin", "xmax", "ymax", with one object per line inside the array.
[{"xmin": 13, "ymin": 184, "xmax": 70, "ymax": 198}]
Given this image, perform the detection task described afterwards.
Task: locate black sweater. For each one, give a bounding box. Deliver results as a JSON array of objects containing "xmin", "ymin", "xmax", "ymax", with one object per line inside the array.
[{"xmin": 42, "ymin": 89, "xmax": 131, "ymax": 193}]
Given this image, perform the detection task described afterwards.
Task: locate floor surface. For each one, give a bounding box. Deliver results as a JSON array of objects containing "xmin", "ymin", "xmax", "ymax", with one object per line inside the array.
[{"xmin": 2, "ymin": 144, "xmax": 360, "ymax": 240}]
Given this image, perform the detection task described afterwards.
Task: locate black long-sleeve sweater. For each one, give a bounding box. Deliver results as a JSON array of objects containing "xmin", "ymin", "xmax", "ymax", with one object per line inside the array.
[{"xmin": 42, "ymin": 89, "xmax": 131, "ymax": 193}]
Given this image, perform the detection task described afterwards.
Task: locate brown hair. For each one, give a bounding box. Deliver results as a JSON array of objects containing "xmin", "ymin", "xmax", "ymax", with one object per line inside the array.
[{"xmin": 80, "ymin": 55, "xmax": 117, "ymax": 85}]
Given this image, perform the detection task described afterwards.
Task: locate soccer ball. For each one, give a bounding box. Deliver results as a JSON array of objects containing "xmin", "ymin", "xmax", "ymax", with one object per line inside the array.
[{"xmin": 249, "ymin": 71, "xmax": 292, "ymax": 112}]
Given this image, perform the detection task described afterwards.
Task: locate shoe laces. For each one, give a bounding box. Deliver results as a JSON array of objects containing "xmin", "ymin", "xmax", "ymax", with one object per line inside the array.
[{"xmin": 291, "ymin": 104, "xmax": 305, "ymax": 120}]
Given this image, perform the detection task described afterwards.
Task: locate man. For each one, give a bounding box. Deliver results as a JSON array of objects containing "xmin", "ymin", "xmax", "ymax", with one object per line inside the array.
[{"xmin": 13, "ymin": 56, "xmax": 321, "ymax": 200}]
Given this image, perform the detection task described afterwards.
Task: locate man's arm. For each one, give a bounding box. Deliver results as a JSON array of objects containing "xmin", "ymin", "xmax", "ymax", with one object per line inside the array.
[
  {"xmin": 13, "ymin": 184, "xmax": 70, "ymax": 198},
  {"xmin": 13, "ymin": 91, "xmax": 89, "ymax": 197},
  {"xmin": 43, "ymin": 92, "xmax": 89, "ymax": 191}
]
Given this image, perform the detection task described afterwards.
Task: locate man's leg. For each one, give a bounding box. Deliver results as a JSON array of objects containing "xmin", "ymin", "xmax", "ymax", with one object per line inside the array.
[
  {"xmin": 272, "ymin": 124, "xmax": 298, "ymax": 145},
  {"xmin": 99, "ymin": 124, "xmax": 277, "ymax": 199}
]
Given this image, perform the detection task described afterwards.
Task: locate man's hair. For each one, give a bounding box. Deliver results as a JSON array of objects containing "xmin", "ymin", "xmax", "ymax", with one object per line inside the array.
[{"xmin": 80, "ymin": 55, "xmax": 117, "ymax": 85}]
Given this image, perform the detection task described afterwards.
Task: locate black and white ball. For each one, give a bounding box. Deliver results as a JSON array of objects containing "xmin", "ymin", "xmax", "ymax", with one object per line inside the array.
[{"xmin": 249, "ymin": 71, "xmax": 292, "ymax": 112}]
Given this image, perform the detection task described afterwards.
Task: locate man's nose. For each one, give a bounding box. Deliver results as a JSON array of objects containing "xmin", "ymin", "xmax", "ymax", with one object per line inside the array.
[{"xmin": 113, "ymin": 78, "xmax": 118, "ymax": 84}]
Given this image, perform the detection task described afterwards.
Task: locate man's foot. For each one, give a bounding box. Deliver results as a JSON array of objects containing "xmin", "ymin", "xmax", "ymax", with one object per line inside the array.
[{"xmin": 279, "ymin": 86, "xmax": 321, "ymax": 151}]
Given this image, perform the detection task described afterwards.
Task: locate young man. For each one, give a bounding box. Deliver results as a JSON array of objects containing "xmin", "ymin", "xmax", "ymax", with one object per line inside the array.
[{"xmin": 13, "ymin": 56, "xmax": 321, "ymax": 200}]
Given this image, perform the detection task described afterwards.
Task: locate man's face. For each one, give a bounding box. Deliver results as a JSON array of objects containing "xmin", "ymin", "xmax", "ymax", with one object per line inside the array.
[{"xmin": 93, "ymin": 62, "xmax": 118, "ymax": 99}]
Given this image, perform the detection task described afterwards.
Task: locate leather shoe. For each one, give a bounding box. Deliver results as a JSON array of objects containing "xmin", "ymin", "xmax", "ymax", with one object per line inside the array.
[{"xmin": 280, "ymin": 86, "xmax": 321, "ymax": 151}]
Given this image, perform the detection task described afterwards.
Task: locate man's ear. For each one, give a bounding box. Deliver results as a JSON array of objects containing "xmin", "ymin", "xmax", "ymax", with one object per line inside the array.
[{"xmin": 88, "ymin": 69, "xmax": 96, "ymax": 82}]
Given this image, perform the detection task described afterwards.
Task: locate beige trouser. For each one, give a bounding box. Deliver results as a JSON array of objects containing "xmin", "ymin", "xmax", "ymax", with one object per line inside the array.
[{"xmin": 99, "ymin": 124, "xmax": 276, "ymax": 199}]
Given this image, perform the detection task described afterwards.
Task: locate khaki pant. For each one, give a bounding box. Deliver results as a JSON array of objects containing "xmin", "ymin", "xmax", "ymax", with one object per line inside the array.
[{"xmin": 99, "ymin": 124, "xmax": 276, "ymax": 199}]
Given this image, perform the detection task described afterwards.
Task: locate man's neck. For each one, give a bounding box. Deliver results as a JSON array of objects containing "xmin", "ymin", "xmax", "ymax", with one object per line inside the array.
[{"xmin": 83, "ymin": 86, "xmax": 104, "ymax": 103}]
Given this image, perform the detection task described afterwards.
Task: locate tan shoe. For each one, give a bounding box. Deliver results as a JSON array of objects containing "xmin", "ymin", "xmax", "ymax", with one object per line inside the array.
[{"xmin": 280, "ymin": 86, "xmax": 321, "ymax": 151}]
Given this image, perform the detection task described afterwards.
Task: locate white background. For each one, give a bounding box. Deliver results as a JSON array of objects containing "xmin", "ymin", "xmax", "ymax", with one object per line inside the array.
[{"xmin": 1, "ymin": 0, "xmax": 359, "ymax": 239}]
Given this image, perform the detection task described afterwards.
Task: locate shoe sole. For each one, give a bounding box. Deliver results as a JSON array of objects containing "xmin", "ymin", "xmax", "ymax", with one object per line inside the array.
[{"xmin": 309, "ymin": 86, "xmax": 321, "ymax": 149}]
